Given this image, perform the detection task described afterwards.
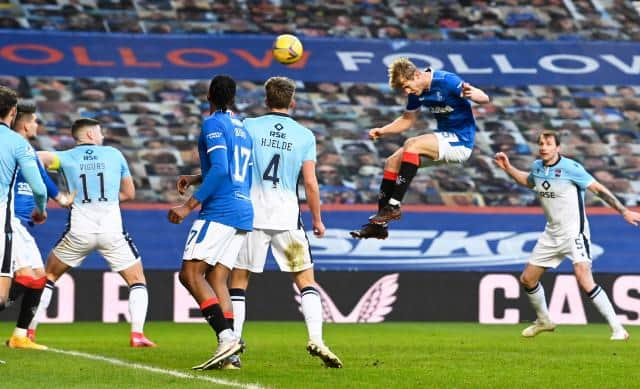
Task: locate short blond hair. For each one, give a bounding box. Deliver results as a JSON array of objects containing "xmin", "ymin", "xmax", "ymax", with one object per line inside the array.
[
  {"xmin": 265, "ymin": 76, "xmax": 295, "ymax": 109},
  {"xmin": 388, "ymin": 57, "xmax": 418, "ymax": 91}
]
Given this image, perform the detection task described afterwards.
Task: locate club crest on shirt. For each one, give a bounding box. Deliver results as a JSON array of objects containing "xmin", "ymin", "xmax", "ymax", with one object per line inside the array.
[{"xmin": 554, "ymin": 169, "xmax": 562, "ymax": 177}]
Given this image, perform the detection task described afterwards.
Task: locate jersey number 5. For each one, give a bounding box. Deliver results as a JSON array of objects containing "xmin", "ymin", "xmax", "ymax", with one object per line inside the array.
[{"xmin": 233, "ymin": 145, "xmax": 251, "ymax": 183}]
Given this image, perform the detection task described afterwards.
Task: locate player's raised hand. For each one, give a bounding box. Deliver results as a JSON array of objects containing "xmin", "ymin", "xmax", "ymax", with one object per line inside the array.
[
  {"xmin": 622, "ymin": 209, "xmax": 640, "ymax": 227},
  {"xmin": 168, "ymin": 204, "xmax": 190, "ymax": 224},
  {"xmin": 460, "ymin": 82, "xmax": 473, "ymax": 98},
  {"xmin": 494, "ymin": 152, "xmax": 511, "ymax": 170},
  {"xmin": 176, "ymin": 175, "xmax": 192, "ymax": 195},
  {"xmin": 31, "ymin": 209, "xmax": 47, "ymax": 224},
  {"xmin": 312, "ymin": 221, "xmax": 326, "ymax": 238},
  {"xmin": 368, "ymin": 128, "xmax": 384, "ymax": 141}
]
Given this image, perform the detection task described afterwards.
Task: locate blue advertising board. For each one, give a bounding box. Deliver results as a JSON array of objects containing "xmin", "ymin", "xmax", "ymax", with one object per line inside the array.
[
  {"xmin": 0, "ymin": 30, "xmax": 639, "ymax": 85},
  {"xmin": 32, "ymin": 208, "xmax": 638, "ymax": 273}
]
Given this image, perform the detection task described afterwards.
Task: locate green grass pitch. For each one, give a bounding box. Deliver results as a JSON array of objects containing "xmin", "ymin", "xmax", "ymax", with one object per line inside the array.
[{"xmin": 0, "ymin": 322, "xmax": 637, "ymax": 388}]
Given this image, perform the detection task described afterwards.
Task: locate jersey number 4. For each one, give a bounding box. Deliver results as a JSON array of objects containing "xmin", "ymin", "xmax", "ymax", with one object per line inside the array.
[
  {"xmin": 79, "ymin": 173, "xmax": 108, "ymax": 203},
  {"xmin": 262, "ymin": 154, "xmax": 280, "ymax": 187}
]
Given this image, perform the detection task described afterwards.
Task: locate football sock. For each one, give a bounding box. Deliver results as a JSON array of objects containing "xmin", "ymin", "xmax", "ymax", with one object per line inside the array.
[
  {"xmin": 29, "ymin": 280, "xmax": 54, "ymax": 330},
  {"xmin": 524, "ymin": 282, "xmax": 551, "ymax": 322},
  {"xmin": 588, "ymin": 285, "xmax": 622, "ymax": 331},
  {"xmin": 300, "ymin": 286, "xmax": 323, "ymax": 345},
  {"xmin": 378, "ymin": 171, "xmax": 398, "ymax": 211},
  {"xmin": 390, "ymin": 152, "xmax": 420, "ymax": 204},
  {"xmin": 230, "ymin": 288, "xmax": 246, "ymax": 337},
  {"xmin": 16, "ymin": 278, "xmax": 45, "ymax": 330},
  {"xmin": 224, "ymin": 311, "xmax": 234, "ymax": 334},
  {"xmin": 200, "ymin": 297, "xmax": 231, "ymax": 337},
  {"xmin": 7, "ymin": 275, "xmax": 32, "ymax": 307},
  {"xmin": 128, "ymin": 283, "xmax": 148, "ymax": 334}
]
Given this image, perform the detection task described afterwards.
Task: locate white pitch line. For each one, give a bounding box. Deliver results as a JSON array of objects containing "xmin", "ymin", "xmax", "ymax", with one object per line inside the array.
[{"xmin": 47, "ymin": 348, "xmax": 265, "ymax": 389}]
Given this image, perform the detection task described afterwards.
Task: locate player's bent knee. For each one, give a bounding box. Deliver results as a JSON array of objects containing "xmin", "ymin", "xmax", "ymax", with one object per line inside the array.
[{"xmin": 519, "ymin": 273, "xmax": 537, "ymax": 289}]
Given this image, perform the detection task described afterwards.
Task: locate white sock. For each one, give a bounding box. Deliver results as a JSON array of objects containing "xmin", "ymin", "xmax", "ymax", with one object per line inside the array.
[
  {"xmin": 129, "ymin": 284, "xmax": 148, "ymax": 334},
  {"xmin": 218, "ymin": 329, "xmax": 235, "ymax": 343},
  {"xmin": 388, "ymin": 198, "xmax": 400, "ymax": 206},
  {"xmin": 589, "ymin": 285, "xmax": 622, "ymax": 331},
  {"xmin": 13, "ymin": 328, "xmax": 27, "ymax": 337},
  {"xmin": 28, "ymin": 280, "xmax": 54, "ymax": 331},
  {"xmin": 525, "ymin": 283, "xmax": 551, "ymax": 322},
  {"xmin": 301, "ymin": 286, "xmax": 323, "ymax": 346},
  {"xmin": 230, "ymin": 289, "xmax": 246, "ymax": 338}
]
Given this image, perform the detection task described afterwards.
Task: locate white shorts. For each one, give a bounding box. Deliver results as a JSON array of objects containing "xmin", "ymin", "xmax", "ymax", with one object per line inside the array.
[
  {"xmin": 52, "ymin": 229, "xmax": 141, "ymax": 272},
  {"xmin": 434, "ymin": 131, "xmax": 472, "ymax": 163},
  {"xmin": 529, "ymin": 231, "xmax": 592, "ymax": 269},
  {"xmin": 182, "ymin": 219, "xmax": 246, "ymax": 269},
  {"xmin": 236, "ymin": 228, "xmax": 313, "ymax": 273},
  {"xmin": 13, "ymin": 222, "xmax": 44, "ymax": 271}
]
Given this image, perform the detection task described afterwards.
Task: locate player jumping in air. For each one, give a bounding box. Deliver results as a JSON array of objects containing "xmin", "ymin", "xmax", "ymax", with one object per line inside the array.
[
  {"xmin": 350, "ymin": 58, "xmax": 490, "ymax": 239},
  {"xmin": 495, "ymin": 130, "xmax": 640, "ymax": 340},
  {"xmin": 8, "ymin": 103, "xmax": 74, "ymax": 348},
  {"xmin": 37, "ymin": 118, "xmax": 156, "ymax": 348},
  {"xmin": 169, "ymin": 75, "xmax": 253, "ymax": 370},
  {"xmin": 0, "ymin": 86, "xmax": 48, "ymax": 362}
]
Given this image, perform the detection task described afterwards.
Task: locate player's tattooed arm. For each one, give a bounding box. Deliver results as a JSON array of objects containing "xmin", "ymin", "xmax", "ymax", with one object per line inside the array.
[{"xmin": 588, "ymin": 180, "xmax": 640, "ymax": 226}]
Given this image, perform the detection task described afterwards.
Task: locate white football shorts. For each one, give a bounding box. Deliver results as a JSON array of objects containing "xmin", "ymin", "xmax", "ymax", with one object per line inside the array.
[
  {"xmin": 182, "ymin": 219, "xmax": 246, "ymax": 269},
  {"xmin": 236, "ymin": 228, "xmax": 313, "ymax": 273},
  {"xmin": 53, "ymin": 229, "xmax": 141, "ymax": 272},
  {"xmin": 13, "ymin": 222, "xmax": 43, "ymax": 271},
  {"xmin": 433, "ymin": 131, "xmax": 472, "ymax": 164},
  {"xmin": 529, "ymin": 230, "xmax": 592, "ymax": 268}
]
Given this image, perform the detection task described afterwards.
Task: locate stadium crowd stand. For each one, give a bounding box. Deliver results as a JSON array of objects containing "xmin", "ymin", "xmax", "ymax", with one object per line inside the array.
[
  {"xmin": 0, "ymin": 74, "xmax": 638, "ymax": 207},
  {"xmin": 0, "ymin": 0, "xmax": 639, "ymax": 41},
  {"xmin": 0, "ymin": 0, "xmax": 638, "ymax": 206}
]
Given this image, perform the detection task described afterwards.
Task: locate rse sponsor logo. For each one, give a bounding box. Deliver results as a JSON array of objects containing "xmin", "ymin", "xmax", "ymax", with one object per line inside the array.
[
  {"xmin": 207, "ymin": 131, "xmax": 222, "ymax": 139},
  {"xmin": 538, "ymin": 191, "xmax": 556, "ymax": 198},
  {"xmin": 308, "ymin": 229, "xmax": 603, "ymax": 268}
]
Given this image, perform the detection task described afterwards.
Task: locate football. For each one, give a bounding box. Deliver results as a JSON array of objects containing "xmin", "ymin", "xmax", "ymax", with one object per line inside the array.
[{"xmin": 272, "ymin": 34, "xmax": 303, "ymax": 64}]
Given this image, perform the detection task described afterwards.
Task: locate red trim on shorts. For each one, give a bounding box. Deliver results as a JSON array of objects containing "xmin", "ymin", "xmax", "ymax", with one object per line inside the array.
[
  {"xmin": 383, "ymin": 170, "xmax": 398, "ymax": 180},
  {"xmin": 401, "ymin": 152, "xmax": 420, "ymax": 166},
  {"xmin": 199, "ymin": 297, "xmax": 219, "ymax": 310},
  {"xmin": 30, "ymin": 276, "xmax": 47, "ymax": 289},
  {"xmin": 14, "ymin": 275, "xmax": 34, "ymax": 287},
  {"xmin": 223, "ymin": 311, "xmax": 234, "ymax": 319}
]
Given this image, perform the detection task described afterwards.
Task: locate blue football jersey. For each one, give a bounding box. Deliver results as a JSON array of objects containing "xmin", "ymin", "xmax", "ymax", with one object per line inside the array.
[
  {"xmin": 194, "ymin": 111, "xmax": 253, "ymax": 231},
  {"xmin": 55, "ymin": 144, "xmax": 130, "ymax": 233},
  {"xmin": 405, "ymin": 69, "xmax": 476, "ymax": 148},
  {"xmin": 244, "ymin": 112, "xmax": 315, "ymax": 230},
  {"xmin": 14, "ymin": 157, "xmax": 59, "ymax": 225},
  {"xmin": 0, "ymin": 124, "xmax": 46, "ymax": 214},
  {"xmin": 528, "ymin": 156, "xmax": 595, "ymax": 237}
]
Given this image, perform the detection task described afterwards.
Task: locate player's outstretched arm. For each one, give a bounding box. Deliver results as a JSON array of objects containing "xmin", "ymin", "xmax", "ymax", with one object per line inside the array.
[
  {"xmin": 494, "ymin": 152, "xmax": 532, "ymax": 188},
  {"xmin": 177, "ymin": 174, "xmax": 202, "ymax": 195},
  {"xmin": 461, "ymin": 83, "xmax": 490, "ymax": 104},
  {"xmin": 37, "ymin": 151, "xmax": 59, "ymax": 171},
  {"xmin": 302, "ymin": 160, "xmax": 325, "ymax": 237},
  {"xmin": 369, "ymin": 110, "xmax": 418, "ymax": 140},
  {"xmin": 588, "ymin": 181, "xmax": 640, "ymax": 226}
]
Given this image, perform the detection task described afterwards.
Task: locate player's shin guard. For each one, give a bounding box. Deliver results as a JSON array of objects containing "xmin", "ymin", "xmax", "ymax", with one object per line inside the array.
[
  {"xmin": 128, "ymin": 283, "xmax": 148, "ymax": 334},
  {"xmin": 390, "ymin": 152, "xmax": 420, "ymax": 204},
  {"xmin": 229, "ymin": 288, "xmax": 246, "ymax": 338},
  {"xmin": 16, "ymin": 277, "xmax": 46, "ymax": 331},
  {"xmin": 588, "ymin": 285, "xmax": 623, "ymax": 331},
  {"xmin": 300, "ymin": 286, "xmax": 324, "ymax": 346},
  {"xmin": 200, "ymin": 297, "xmax": 233, "ymax": 341},
  {"xmin": 525, "ymin": 282, "xmax": 551, "ymax": 322},
  {"xmin": 29, "ymin": 280, "xmax": 54, "ymax": 331},
  {"xmin": 378, "ymin": 171, "xmax": 398, "ymax": 211}
]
